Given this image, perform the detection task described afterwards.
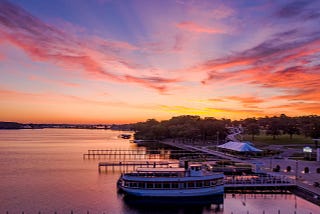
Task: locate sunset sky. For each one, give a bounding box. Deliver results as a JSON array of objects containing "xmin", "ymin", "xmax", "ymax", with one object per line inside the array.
[{"xmin": 1, "ymin": 0, "xmax": 320, "ymax": 124}]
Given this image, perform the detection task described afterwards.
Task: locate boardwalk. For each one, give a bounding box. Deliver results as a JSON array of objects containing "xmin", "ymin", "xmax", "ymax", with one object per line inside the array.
[
  {"xmin": 159, "ymin": 140, "xmax": 320, "ymax": 204},
  {"xmin": 83, "ymin": 149, "xmax": 217, "ymax": 160},
  {"xmin": 224, "ymin": 174, "xmax": 295, "ymax": 191},
  {"xmin": 98, "ymin": 161, "xmax": 178, "ymax": 172}
]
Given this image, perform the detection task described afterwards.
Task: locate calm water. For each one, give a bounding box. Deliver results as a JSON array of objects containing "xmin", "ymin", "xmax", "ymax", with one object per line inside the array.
[{"xmin": 0, "ymin": 129, "xmax": 319, "ymax": 214}]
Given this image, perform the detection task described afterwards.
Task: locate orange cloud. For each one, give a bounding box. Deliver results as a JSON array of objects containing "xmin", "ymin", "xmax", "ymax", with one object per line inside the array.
[
  {"xmin": 269, "ymin": 102, "xmax": 320, "ymax": 115},
  {"xmin": 225, "ymin": 96, "xmax": 265, "ymax": 107},
  {"xmin": 124, "ymin": 74, "xmax": 179, "ymax": 93}
]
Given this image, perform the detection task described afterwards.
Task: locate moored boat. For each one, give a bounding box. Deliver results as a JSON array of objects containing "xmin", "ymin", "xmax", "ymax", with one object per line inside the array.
[{"xmin": 117, "ymin": 164, "xmax": 224, "ymax": 197}]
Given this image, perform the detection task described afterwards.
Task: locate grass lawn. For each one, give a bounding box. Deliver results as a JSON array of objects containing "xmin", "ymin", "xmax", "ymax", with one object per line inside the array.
[{"xmin": 243, "ymin": 134, "xmax": 314, "ymax": 146}]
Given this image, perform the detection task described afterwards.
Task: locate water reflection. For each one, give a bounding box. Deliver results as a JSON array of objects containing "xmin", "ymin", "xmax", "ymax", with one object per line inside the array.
[
  {"xmin": 121, "ymin": 194, "xmax": 224, "ymax": 214},
  {"xmin": 0, "ymin": 129, "xmax": 319, "ymax": 214}
]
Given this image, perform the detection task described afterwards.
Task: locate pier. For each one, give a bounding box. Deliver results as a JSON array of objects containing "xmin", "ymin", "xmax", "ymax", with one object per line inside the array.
[
  {"xmin": 158, "ymin": 140, "xmax": 320, "ymax": 205},
  {"xmin": 98, "ymin": 161, "xmax": 177, "ymax": 173},
  {"xmin": 83, "ymin": 149, "xmax": 216, "ymax": 160},
  {"xmin": 224, "ymin": 174, "xmax": 295, "ymax": 192}
]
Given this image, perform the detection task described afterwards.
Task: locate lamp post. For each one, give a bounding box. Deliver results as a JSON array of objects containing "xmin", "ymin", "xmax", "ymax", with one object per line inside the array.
[
  {"xmin": 313, "ymin": 139, "xmax": 320, "ymax": 162},
  {"xmin": 295, "ymin": 160, "xmax": 298, "ymax": 182},
  {"xmin": 216, "ymin": 131, "xmax": 219, "ymax": 146}
]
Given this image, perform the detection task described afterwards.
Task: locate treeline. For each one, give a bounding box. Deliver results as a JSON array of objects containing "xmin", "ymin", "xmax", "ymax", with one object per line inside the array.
[
  {"xmin": 0, "ymin": 122, "xmax": 25, "ymax": 129},
  {"xmin": 133, "ymin": 114, "xmax": 320, "ymax": 142},
  {"xmin": 0, "ymin": 122, "xmax": 132, "ymax": 130}
]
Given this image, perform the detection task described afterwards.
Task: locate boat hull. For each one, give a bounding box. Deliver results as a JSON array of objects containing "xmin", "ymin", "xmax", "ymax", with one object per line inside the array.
[{"xmin": 119, "ymin": 185, "xmax": 224, "ymax": 197}]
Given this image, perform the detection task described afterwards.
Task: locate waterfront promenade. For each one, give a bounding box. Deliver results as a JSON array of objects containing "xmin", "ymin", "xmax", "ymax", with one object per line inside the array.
[{"xmin": 160, "ymin": 140, "xmax": 320, "ymax": 203}]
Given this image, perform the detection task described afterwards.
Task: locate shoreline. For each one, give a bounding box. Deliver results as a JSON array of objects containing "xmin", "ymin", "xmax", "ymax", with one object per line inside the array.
[{"xmin": 158, "ymin": 139, "xmax": 320, "ymax": 206}]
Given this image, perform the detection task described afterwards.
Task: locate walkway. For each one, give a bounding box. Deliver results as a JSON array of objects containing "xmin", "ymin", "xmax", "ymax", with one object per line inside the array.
[{"xmin": 160, "ymin": 140, "xmax": 320, "ymax": 201}]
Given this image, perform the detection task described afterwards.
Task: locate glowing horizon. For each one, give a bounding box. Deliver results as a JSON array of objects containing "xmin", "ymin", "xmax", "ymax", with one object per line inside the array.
[{"xmin": 1, "ymin": 0, "xmax": 320, "ymax": 124}]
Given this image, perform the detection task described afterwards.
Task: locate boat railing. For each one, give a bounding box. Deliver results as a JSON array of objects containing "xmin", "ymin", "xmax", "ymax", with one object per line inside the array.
[{"xmin": 123, "ymin": 172, "xmax": 184, "ymax": 178}]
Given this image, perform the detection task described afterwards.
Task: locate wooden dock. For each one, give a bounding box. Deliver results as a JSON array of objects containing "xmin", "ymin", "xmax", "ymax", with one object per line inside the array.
[
  {"xmin": 83, "ymin": 149, "xmax": 213, "ymax": 160},
  {"xmin": 98, "ymin": 161, "xmax": 178, "ymax": 173}
]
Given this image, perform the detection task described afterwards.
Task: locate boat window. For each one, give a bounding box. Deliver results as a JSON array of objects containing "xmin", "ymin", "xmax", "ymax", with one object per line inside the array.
[
  {"xmin": 210, "ymin": 180, "xmax": 217, "ymax": 187},
  {"xmin": 171, "ymin": 183, "xmax": 179, "ymax": 189},
  {"xmin": 196, "ymin": 181, "xmax": 203, "ymax": 187},
  {"xmin": 163, "ymin": 183, "xmax": 170, "ymax": 189},
  {"xmin": 216, "ymin": 179, "xmax": 223, "ymax": 185},
  {"xmin": 138, "ymin": 182, "xmax": 145, "ymax": 188},
  {"xmin": 147, "ymin": 183, "xmax": 153, "ymax": 188},
  {"xmin": 154, "ymin": 183, "xmax": 162, "ymax": 189},
  {"xmin": 204, "ymin": 180, "xmax": 210, "ymax": 187},
  {"xmin": 188, "ymin": 182, "xmax": 195, "ymax": 188},
  {"xmin": 180, "ymin": 182, "xmax": 186, "ymax": 188},
  {"xmin": 130, "ymin": 182, "xmax": 138, "ymax": 188}
]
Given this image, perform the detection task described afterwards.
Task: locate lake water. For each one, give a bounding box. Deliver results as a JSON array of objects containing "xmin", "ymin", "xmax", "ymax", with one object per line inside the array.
[{"xmin": 0, "ymin": 129, "xmax": 319, "ymax": 214}]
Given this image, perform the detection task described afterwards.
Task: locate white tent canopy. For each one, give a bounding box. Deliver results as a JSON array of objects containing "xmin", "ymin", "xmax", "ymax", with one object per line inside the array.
[{"xmin": 217, "ymin": 141, "xmax": 262, "ymax": 152}]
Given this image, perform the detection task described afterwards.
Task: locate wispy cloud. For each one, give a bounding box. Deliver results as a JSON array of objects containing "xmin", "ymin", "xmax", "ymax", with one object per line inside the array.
[
  {"xmin": 0, "ymin": 1, "xmax": 177, "ymax": 93},
  {"xmin": 276, "ymin": 0, "xmax": 312, "ymax": 18},
  {"xmin": 124, "ymin": 74, "xmax": 180, "ymax": 93},
  {"xmin": 225, "ymin": 96, "xmax": 265, "ymax": 108},
  {"xmin": 200, "ymin": 28, "xmax": 320, "ymax": 88},
  {"xmin": 276, "ymin": 0, "xmax": 320, "ymax": 21},
  {"xmin": 176, "ymin": 21, "xmax": 224, "ymax": 34}
]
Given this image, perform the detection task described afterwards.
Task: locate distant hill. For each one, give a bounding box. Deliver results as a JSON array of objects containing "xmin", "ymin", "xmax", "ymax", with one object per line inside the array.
[{"xmin": 0, "ymin": 122, "xmax": 24, "ymax": 129}]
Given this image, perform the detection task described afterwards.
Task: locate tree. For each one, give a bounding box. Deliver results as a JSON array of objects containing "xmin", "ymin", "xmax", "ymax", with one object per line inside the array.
[
  {"xmin": 266, "ymin": 117, "xmax": 281, "ymax": 140},
  {"xmin": 310, "ymin": 121, "xmax": 320, "ymax": 139},
  {"xmin": 279, "ymin": 114, "xmax": 300, "ymax": 139},
  {"xmin": 246, "ymin": 122, "xmax": 260, "ymax": 141}
]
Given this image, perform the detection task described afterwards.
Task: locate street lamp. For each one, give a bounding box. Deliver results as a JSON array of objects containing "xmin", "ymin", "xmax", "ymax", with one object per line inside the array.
[
  {"xmin": 216, "ymin": 131, "xmax": 219, "ymax": 146},
  {"xmin": 295, "ymin": 160, "xmax": 298, "ymax": 182}
]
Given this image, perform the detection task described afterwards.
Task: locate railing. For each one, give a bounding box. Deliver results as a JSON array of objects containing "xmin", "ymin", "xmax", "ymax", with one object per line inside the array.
[{"xmin": 224, "ymin": 174, "xmax": 294, "ymax": 187}]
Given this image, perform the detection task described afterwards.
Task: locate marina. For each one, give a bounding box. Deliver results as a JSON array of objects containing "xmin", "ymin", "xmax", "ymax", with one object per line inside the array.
[
  {"xmin": 1, "ymin": 129, "xmax": 319, "ymax": 214},
  {"xmin": 90, "ymin": 137, "xmax": 319, "ymax": 204}
]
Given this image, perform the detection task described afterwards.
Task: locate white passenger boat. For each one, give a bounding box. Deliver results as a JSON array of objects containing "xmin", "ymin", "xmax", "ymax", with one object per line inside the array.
[{"xmin": 117, "ymin": 164, "xmax": 224, "ymax": 197}]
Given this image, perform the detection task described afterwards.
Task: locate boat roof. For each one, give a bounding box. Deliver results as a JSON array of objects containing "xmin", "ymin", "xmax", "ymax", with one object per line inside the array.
[{"xmin": 136, "ymin": 167, "xmax": 186, "ymax": 173}]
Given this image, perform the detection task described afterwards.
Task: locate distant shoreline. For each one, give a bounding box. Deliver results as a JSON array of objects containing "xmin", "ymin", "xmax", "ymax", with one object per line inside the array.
[{"xmin": 0, "ymin": 121, "xmax": 132, "ymax": 131}]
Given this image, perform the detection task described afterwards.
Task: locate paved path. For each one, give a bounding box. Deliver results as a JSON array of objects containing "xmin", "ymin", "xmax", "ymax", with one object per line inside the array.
[{"xmin": 162, "ymin": 140, "xmax": 243, "ymax": 162}]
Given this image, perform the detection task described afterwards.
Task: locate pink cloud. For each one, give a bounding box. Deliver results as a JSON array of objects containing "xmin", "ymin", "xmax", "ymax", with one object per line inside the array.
[
  {"xmin": 0, "ymin": 1, "xmax": 177, "ymax": 93},
  {"xmin": 176, "ymin": 21, "xmax": 224, "ymax": 34},
  {"xmin": 124, "ymin": 74, "xmax": 180, "ymax": 93}
]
